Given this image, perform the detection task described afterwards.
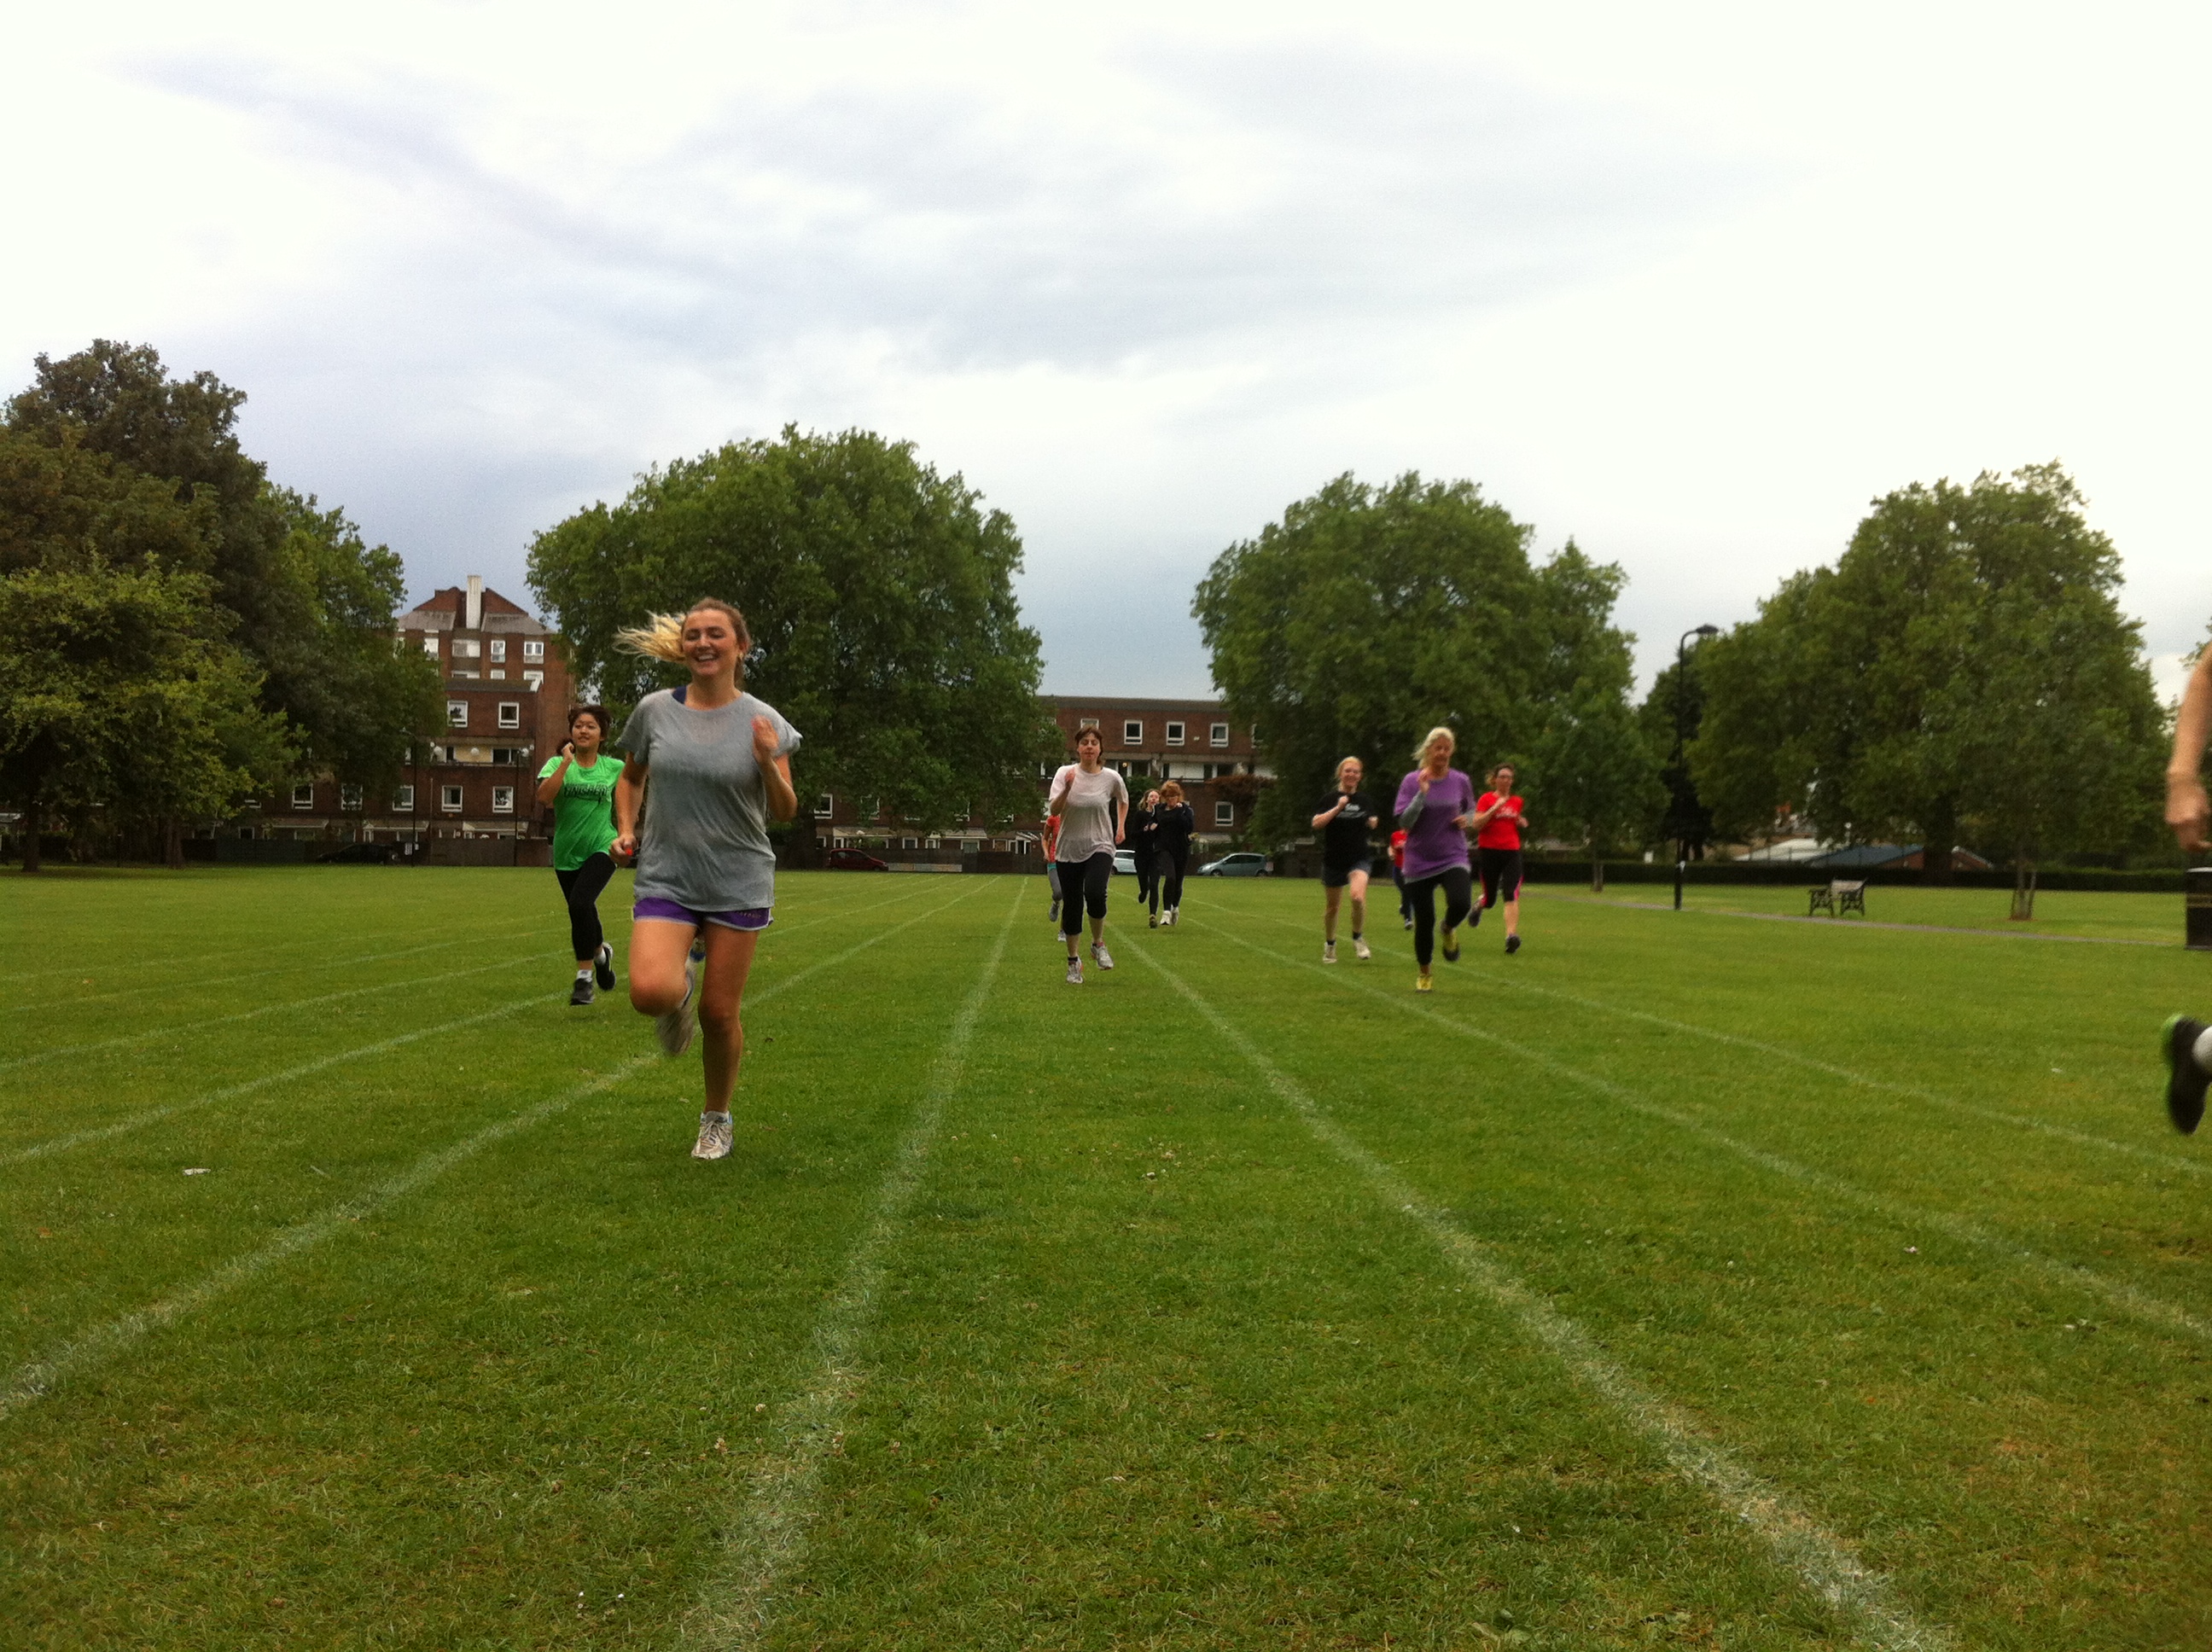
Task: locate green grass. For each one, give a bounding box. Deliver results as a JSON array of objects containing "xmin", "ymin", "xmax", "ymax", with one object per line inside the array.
[{"xmin": 3, "ymin": 867, "xmax": 2209, "ymax": 1649}]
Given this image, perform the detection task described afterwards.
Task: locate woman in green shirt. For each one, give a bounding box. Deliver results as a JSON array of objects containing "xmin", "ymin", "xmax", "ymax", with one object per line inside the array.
[{"xmin": 536, "ymin": 705, "xmax": 625, "ymax": 1005}]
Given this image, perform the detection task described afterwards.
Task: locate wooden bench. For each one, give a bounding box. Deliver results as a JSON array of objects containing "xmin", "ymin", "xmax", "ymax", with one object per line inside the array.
[{"xmin": 1807, "ymin": 879, "xmax": 1866, "ymax": 917}]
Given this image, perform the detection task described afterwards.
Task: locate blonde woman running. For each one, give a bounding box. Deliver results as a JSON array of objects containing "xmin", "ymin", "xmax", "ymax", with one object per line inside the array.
[
  {"xmin": 1392, "ymin": 725, "xmax": 1476, "ymax": 992},
  {"xmin": 1312, "ymin": 755, "xmax": 1381, "ymax": 963},
  {"xmin": 611, "ymin": 599, "xmax": 800, "ymax": 1161},
  {"xmin": 1049, "ymin": 727, "xmax": 1128, "ymax": 982}
]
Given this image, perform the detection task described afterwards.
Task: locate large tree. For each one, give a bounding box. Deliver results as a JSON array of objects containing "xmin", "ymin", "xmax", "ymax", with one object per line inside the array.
[
  {"xmin": 1691, "ymin": 464, "xmax": 2163, "ymax": 896},
  {"xmin": 1534, "ymin": 667, "xmax": 1662, "ymax": 893},
  {"xmin": 1193, "ymin": 471, "xmax": 1639, "ymax": 845},
  {"xmin": 1636, "ymin": 650, "xmax": 1715, "ymax": 858},
  {"xmin": 527, "ymin": 426, "xmax": 1054, "ymax": 835}
]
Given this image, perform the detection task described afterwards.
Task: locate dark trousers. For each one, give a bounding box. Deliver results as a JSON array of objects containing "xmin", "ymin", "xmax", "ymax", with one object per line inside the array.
[
  {"xmin": 1058, "ymin": 852, "xmax": 1113, "ymax": 936},
  {"xmin": 555, "ymin": 852, "xmax": 616, "ymax": 962},
  {"xmin": 1154, "ymin": 846, "xmax": 1188, "ymax": 913},
  {"xmin": 1406, "ymin": 865, "xmax": 1473, "ymax": 968},
  {"xmin": 1135, "ymin": 845, "xmax": 1158, "ymax": 906}
]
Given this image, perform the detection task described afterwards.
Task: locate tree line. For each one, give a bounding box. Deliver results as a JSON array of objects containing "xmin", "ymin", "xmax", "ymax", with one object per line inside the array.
[{"xmin": 0, "ymin": 342, "xmax": 441, "ymax": 870}]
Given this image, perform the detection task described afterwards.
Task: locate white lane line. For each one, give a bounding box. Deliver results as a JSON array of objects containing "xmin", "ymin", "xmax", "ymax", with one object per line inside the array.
[
  {"xmin": 1528, "ymin": 890, "xmax": 2168, "ymax": 947},
  {"xmin": 681, "ymin": 882, "xmax": 1022, "ymax": 1651},
  {"xmin": 1202, "ymin": 920, "xmax": 2212, "ymax": 1348},
  {"xmin": 1225, "ymin": 903, "xmax": 2209, "ymax": 1180},
  {"xmin": 0, "ymin": 880, "xmax": 986, "ymax": 1166},
  {"xmin": 1128, "ymin": 934, "xmax": 1950, "ymax": 1652},
  {"xmin": 0, "ymin": 880, "xmax": 1000, "ymax": 1424}
]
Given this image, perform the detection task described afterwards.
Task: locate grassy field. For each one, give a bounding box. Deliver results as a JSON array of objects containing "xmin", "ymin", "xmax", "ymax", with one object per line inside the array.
[{"xmin": 3, "ymin": 866, "xmax": 2208, "ymax": 1649}]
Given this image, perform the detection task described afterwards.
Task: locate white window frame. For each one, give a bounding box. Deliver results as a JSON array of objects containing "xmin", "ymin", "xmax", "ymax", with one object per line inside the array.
[
  {"xmin": 421, "ymin": 636, "xmax": 440, "ymax": 658},
  {"xmin": 1165, "ymin": 721, "xmax": 1185, "ymax": 746},
  {"xmin": 339, "ymin": 783, "xmax": 363, "ymax": 811},
  {"xmin": 492, "ymin": 786, "xmax": 515, "ymax": 814},
  {"xmin": 814, "ymin": 794, "xmax": 835, "ymax": 818},
  {"xmin": 393, "ymin": 785, "xmax": 416, "ymax": 812},
  {"xmin": 1123, "ymin": 719, "xmax": 1142, "ymax": 746},
  {"xmin": 439, "ymin": 785, "xmax": 464, "ymax": 812},
  {"xmin": 1215, "ymin": 800, "xmax": 1234, "ymax": 825},
  {"xmin": 291, "ymin": 783, "xmax": 315, "ymax": 811},
  {"xmin": 522, "ymin": 670, "xmax": 544, "ymax": 689},
  {"xmin": 452, "ymin": 638, "xmax": 480, "ymax": 659},
  {"xmin": 522, "ymin": 639, "xmax": 544, "ymax": 660},
  {"xmin": 1078, "ymin": 716, "xmax": 1099, "ymax": 730},
  {"xmin": 497, "ymin": 702, "xmax": 521, "ymax": 730},
  {"xmin": 447, "ymin": 701, "xmax": 469, "ymax": 728},
  {"xmin": 1210, "ymin": 722, "xmax": 1230, "ymax": 747},
  {"xmin": 489, "ymin": 638, "xmax": 506, "ymax": 660}
]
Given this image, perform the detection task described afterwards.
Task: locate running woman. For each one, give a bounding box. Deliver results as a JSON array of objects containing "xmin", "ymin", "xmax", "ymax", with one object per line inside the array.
[
  {"xmin": 610, "ymin": 599, "xmax": 801, "ymax": 1161},
  {"xmin": 1472, "ymin": 762, "xmax": 1529, "ymax": 956},
  {"xmin": 1152, "ymin": 780, "xmax": 1196, "ymax": 925},
  {"xmin": 1050, "ymin": 728, "xmax": 1128, "ymax": 982},
  {"xmin": 1132, "ymin": 788, "xmax": 1163, "ymax": 922},
  {"xmin": 1393, "ymin": 726, "xmax": 1476, "ymax": 992},
  {"xmin": 2158, "ymin": 637, "xmax": 2212, "ymax": 1133},
  {"xmin": 535, "ymin": 705, "xmax": 625, "ymax": 1004},
  {"xmin": 1312, "ymin": 756, "xmax": 1381, "ymax": 962}
]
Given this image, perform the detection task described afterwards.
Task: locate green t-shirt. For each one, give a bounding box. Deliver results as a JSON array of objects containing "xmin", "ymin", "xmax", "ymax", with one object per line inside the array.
[{"xmin": 537, "ymin": 753, "xmax": 624, "ymax": 870}]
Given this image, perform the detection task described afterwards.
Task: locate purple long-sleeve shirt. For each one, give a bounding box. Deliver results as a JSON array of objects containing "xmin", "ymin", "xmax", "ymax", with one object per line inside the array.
[{"xmin": 1394, "ymin": 767, "xmax": 1475, "ymax": 881}]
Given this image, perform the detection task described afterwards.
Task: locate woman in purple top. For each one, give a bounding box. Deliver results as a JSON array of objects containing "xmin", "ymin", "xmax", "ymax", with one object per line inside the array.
[{"xmin": 1393, "ymin": 725, "xmax": 1477, "ymax": 993}]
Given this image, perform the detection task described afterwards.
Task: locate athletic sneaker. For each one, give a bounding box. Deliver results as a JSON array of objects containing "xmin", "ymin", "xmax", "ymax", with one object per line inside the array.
[
  {"xmin": 1441, "ymin": 928, "xmax": 1461, "ymax": 963},
  {"xmin": 1323, "ymin": 940, "xmax": 1337, "ymax": 964},
  {"xmin": 1353, "ymin": 936, "xmax": 1371, "ymax": 961},
  {"xmin": 656, "ymin": 950, "xmax": 700, "ymax": 1056},
  {"xmin": 2161, "ymin": 1014, "xmax": 2209, "ymax": 1134},
  {"xmin": 1049, "ymin": 899, "xmax": 1061, "ymax": 925},
  {"xmin": 568, "ymin": 976, "xmax": 595, "ymax": 1007},
  {"xmin": 594, "ymin": 942, "xmax": 615, "ymax": 991},
  {"xmin": 691, "ymin": 1110, "xmax": 733, "ymax": 1160},
  {"xmin": 1468, "ymin": 904, "xmax": 1482, "ymax": 928},
  {"xmin": 1505, "ymin": 934, "xmax": 1522, "ymax": 957},
  {"xmin": 1401, "ymin": 914, "xmax": 1412, "ymax": 931},
  {"xmin": 1149, "ymin": 910, "xmax": 1159, "ymax": 928},
  {"xmin": 1092, "ymin": 942, "xmax": 1115, "ymax": 971},
  {"xmin": 1416, "ymin": 969, "xmax": 1434, "ymax": 994},
  {"xmin": 1066, "ymin": 957, "xmax": 1083, "ymax": 986}
]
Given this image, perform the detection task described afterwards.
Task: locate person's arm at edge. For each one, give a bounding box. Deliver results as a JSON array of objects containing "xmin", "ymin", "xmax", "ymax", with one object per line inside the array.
[
  {"xmin": 2168, "ymin": 643, "xmax": 2212, "ymax": 851},
  {"xmin": 613, "ymin": 758, "xmax": 646, "ymax": 858},
  {"xmin": 535, "ymin": 750, "xmax": 573, "ymax": 807}
]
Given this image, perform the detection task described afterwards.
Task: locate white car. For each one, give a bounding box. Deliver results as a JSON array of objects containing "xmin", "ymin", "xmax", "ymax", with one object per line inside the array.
[{"xmin": 1113, "ymin": 849, "xmax": 1138, "ymax": 875}]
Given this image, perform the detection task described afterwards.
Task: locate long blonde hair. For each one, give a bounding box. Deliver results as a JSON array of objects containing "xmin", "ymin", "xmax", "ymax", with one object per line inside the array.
[
  {"xmin": 1415, "ymin": 725, "xmax": 1456, "ymax": 765},
  {"xmin": 615, "ymin": 599, "xmax": 751, "ymax": 672}
]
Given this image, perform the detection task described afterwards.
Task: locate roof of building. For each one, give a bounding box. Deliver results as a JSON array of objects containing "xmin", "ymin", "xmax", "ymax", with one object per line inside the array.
[
  {"xmin": 397, "ymin": 585, "xmax": 549, "ymax": 635},
  {"xmin": 1049, "ymin": 695, "xmax": 1227, "ymax": 713}
]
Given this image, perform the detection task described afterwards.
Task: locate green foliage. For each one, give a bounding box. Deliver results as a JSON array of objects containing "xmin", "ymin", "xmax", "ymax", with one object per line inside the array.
[
  {"xmin": 527, "ymin": 425, "xmax": 1053, "ymax": 832},
  {"xmin": 1534, "ymin": 671, "xmax": 1662, "ymax": 887},
  {"xmin": 1691, "ymin": 464, "xmax": 2164, "ymax": 875},
  {"xmin": 1636, "ymin": 652, "xmax": 1714, "ymax": 853},
  {"xmin": 1193, "ymin": 472, "xmax": 1639, "ymax": 845}
]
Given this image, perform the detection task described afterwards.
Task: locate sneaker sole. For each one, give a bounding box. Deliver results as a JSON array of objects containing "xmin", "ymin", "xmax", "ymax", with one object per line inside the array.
[{"xmin": 2162, "ymin": 1014, "xmax": 2207, "ymax": 1134}]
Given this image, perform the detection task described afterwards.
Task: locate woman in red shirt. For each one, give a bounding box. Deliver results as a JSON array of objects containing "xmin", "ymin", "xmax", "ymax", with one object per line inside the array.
[{"xmin": 1472, "ymin": 762, "xmax": 1528, "ymax": 956}]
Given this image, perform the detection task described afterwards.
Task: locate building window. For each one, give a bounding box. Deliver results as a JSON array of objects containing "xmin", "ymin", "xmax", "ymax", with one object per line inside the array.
[
  {"xmin": 492, "ymin": 787, "xmax": 515, "ymax": 813},
  {"xmin": 447, "ymin": 701, "xmax": 469, "ymax": 728},
  {"xmin": 421, "ymin": 636, "xmax": 440, "ymax": 658},
  {"xmin": 498, "ymin": 702, "xmax": 521, "ymax": 730},
  {"xmin": 340, "ymin": 784, "xmax": 362, "ymax": 811},
  {"xmin": 292, "ymin": 783, "xmax": 315, "ymax": 811},
  {"xmin": 1165, "ymin": 721, "xmax": 1185, "ymax": 745},
  {"xmin": 523, "ymin": 639, "xmax": 544, "ymax": 660},
  {"xmin": 814, "ymin": 794, "xmax": 834, "ymax": 818},
  {"xmin": 522, "ymin": 670, "xmax": 544, "ymax": 689},
  {"xmin": 489, "ymin": 638, "xmax": 506, "ymax": 660},
  {"xmin": 490, "ymin": 669, "xmax": 505, "ymax": 680},
  {"xmin": 491, "ymin": 747, "xmax": 525, "ymax": 765},
  {"xmin": 901, "ymin": 835, "xmax": 919, "ymax": 849},
  {"xmin": 1210, "ymin": 722, "xmax": 1230, "ymax": 747},
  {"xmin": 1078, "ymin": 716, "xmax": 1099, "ymax": 730},
  {"xmin": 1123, "ymin": 719, "xmax": 1142, "ymax": 745},
  {"xmin": 452, "ymin": 638, "xmax": 480, "ymax": 659},
  {"xmin": 1215, "ymin": 800, "xmax": 1234, "ymax": 825},
  {"xmin": 393, "ymin": 785, "xmax": 416, "ymax": 812},
  {"xmin": 440, "ymin": 786, "xmax": 463, "ymax": 812}
]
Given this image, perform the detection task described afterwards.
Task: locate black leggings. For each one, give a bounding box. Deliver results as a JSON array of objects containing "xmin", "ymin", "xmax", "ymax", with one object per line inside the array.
[
  {"xmin": 1155, "ymin": 846, "xmax": 1188, "ymax": 914},
  {"xmin": 1135, "ymin": 846, "xmax": 1158, "ymax": 905},
  {"xmin": 1406, "ymin": 865, "xmax": 1473, "ymax": 968},
  {"xmin": 1478, "ymin": 847, "xmax": 1524, "ymax": 907},
  {"xmin": 555, "ymin": 852, "xmax": 615, "ymax": 962},
  {"xmin": 1057, "ymin": 852, "xmax": 1113, "ymax": 936}
]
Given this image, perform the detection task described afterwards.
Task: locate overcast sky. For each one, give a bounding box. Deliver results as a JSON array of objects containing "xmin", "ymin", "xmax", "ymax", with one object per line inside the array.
[{"xmin": 8, "ymin": 3, "xmax": 2206, "ymax": 697}]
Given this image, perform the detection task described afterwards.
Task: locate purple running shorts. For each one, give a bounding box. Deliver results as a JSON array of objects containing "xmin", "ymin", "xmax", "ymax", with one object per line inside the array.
[{"xmin": 632, "ymin": 897, "xmax": 773, "ymax": 932}]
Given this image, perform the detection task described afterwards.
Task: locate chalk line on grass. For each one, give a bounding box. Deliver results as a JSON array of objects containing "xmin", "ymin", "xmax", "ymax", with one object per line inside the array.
[
  {"xmin": 1202, "ymin": 916, "xmax": 2212, "ymax": 1348},
  {"xmin": 1130, "ymin": 934, "xmax": 1951, "ymax": 1652},
  {"xmin": 0, "ymin": 880, "xmax": 998, "ymax": 1425},
  {"xmin": 1528, "ymin": 891, "xmax": 2168, "ymax": 947},
  {"xmin": 680, "ymin": 883, "xmax": 1022, "ymax": 1652},
  {"xmin": 1227, "ymin": 903, "xmax": 2209, "ymax": 1180}
]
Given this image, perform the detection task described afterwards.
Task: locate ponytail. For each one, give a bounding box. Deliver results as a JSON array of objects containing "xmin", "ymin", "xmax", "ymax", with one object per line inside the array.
[{"xmin": 615, "ymin": 598, "xmax": 752, "ymax": 677}]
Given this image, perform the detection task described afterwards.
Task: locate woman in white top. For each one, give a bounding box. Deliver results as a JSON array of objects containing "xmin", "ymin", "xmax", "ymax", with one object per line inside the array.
[{"xmin": 1048, "ymin": 727, "xmax": 1129, "ymax": 984}]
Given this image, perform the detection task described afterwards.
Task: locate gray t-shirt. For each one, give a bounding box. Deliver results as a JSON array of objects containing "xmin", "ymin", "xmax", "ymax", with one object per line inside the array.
[
  {"xmin": 1051, "ymin": 763, "xmax": 1128, "ymax": 864},
  {"xmin": 617, "ymin": 689, "xmax": 801, "ymax": 912}
]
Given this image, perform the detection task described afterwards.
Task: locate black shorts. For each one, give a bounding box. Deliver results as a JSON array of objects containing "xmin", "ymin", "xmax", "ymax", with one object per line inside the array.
[
  {"xmin": 1322, "ymin": 857, "xmax": 1371, "ymax": 888},
  {"xmin": 1478, "ymin": 846, "xmax": 1523, "ymax": 905}
]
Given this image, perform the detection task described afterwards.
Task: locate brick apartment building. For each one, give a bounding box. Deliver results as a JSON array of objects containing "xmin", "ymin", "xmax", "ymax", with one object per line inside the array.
[
  {"xmin": 812, "ymin": 695, "xmax": 1270, "ymax": 858},
  {"xmin": 231, "ymin": 575, "xmax": 574, "ymax": 846}
]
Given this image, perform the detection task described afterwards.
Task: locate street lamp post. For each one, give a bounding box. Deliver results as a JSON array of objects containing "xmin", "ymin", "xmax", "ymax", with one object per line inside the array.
[{"xmin": 1672, "ymin": 624, "xmax": 1720, "ymax": 911}]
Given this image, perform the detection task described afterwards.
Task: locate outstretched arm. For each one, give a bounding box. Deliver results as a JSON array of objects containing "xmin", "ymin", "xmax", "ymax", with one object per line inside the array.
[{"xmin": 2168, "ymin": 643, "xmax": 2212, "ymax": 852}]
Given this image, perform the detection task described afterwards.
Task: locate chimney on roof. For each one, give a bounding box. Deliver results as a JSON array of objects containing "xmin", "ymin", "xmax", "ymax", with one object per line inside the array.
[{"xmin": 465, "ymin": 575, "xmax": 483, "ymax": 631}]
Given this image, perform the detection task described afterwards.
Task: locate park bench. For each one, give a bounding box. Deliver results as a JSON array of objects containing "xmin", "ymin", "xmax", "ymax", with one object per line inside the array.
[{"xmin": 1807, "ymin": 879, "xmax": 1866, "ymax": 918}]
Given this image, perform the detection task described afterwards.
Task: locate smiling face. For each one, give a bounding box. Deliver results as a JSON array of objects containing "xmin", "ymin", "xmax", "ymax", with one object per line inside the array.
[
  {"xmin": 681, "ymin": 606, "xmax": 745, "ymax": 686},
  {"xmin": 1337, "ymin": 757, "xmax": 1363, "ymax": 793},
  {"xmin": 568, "ymin": 711, "xmax": 605, "ymax": 755}
]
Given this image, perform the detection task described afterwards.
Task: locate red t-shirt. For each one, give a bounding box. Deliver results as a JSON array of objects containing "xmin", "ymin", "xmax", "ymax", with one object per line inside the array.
[{"xmin": 1476, "ymin": 793, "xmax": 1523, "ymax": 850}]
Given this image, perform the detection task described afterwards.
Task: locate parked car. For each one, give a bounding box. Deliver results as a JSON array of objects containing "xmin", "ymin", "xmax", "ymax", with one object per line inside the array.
[
  {"xmin": 824, "ymin": 847, "xmax": 891, "ymax": 871},
  {"xmin": 317, "ymin": 842, "xmax": 398, "ymax": 864},
  {"xmin": 1113, "ymin": 849, "xmax": 1137, "ymax": 875},
  {"xmin": 1196, "ymin": 852, "xmax": 1269, "ymax": 877}
]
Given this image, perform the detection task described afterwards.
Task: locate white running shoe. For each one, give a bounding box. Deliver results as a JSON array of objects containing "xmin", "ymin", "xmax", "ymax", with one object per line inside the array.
[
  {"xmin": 1353, "ymin": 936, "xmax": 1372, "ymax": 961},
  {"xmin": 656, "ymin": 949, "xmax": 699, "ymax": 1056},
  {"xmin": 692, "ymin": 1110, "xmax": 733, "ymax": 1160},
  {"xmin": 1091, "ymin": 941, "xmax": 1115, "ymax": 970},
  {"xmin": 1323, "ymin": 940, "xmax": 1337, "ymax": 963},
  {"xmin": 1065, "ymin": 957, "xmax": 1083, "ymax": 985}
]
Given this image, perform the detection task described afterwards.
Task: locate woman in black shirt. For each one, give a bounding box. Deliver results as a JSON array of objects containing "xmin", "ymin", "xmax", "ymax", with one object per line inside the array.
[
  {"xmin": 1312, "ymin": 756, "xmax": 1381, "ymax": 963},
  {"xmin": 1152, "ymin": 782, "xmax": 1196, "ymax": 926},
  {"xmin": 1130, "ymin": 788, "xmax": 1162, "ymax": 922}
]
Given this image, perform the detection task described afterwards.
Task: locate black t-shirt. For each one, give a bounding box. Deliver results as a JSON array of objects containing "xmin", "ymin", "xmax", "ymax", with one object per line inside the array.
[
  {"xmin": 1129, "ymin": 805, "xmax": 1159, "ymax": 849},
  {"xmin": 1317, "ymin": 790, "xmax": 1379, "ymax": 865},
  {"xmin": 1155, "ymin": 803, "xmax": 1195, "ymax": 854}
]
